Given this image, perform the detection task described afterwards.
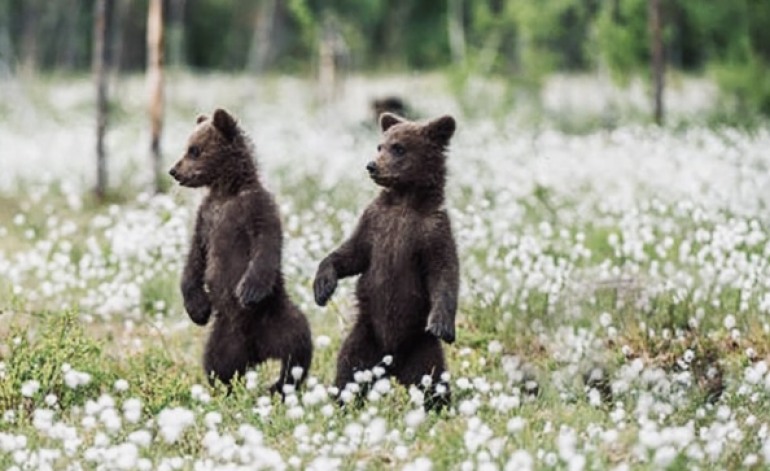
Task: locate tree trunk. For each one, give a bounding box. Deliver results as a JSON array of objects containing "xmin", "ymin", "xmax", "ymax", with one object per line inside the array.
[
  {"xmin": 648, "ymin": 0, "xmax": 665, "ymax": 125},
  {"xmin": 447, "ymin": 0, "xmax": 466, "ymax": 65},
  {"xmin": 94, "ymin": 0, "xmax": 110, "ymax": 200},
  {"xmin": 248, "ymin": 0, "xmax": 278, "ymax": 74},
  {"xmin": 147, "ymin": 0, "xmax": 164, "ymax": 193}
]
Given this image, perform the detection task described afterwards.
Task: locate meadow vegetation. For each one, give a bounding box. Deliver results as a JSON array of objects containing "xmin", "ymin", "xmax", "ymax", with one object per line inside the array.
[{"xmin": 1, "ymin": 74, "xmax": 770, "ymax": 469}]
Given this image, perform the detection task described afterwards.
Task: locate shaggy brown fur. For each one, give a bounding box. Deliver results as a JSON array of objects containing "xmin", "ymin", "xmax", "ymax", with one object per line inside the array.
[
  {"xmin": 314, "ymin": 112, "xmax": 459, "ymax": 410},
  {"xmin": 170, "ymin": 109, "xmax": 312, "ymax": 394}
]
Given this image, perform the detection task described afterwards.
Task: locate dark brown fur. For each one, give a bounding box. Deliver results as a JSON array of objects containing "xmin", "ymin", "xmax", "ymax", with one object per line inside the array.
[
  {"xmin": 314, "ymin": 112, "xmax": 459, "ymax": 410},
  {"xmin": 170, "ymin": 109, "xmax": 312, "ymax": 394}
]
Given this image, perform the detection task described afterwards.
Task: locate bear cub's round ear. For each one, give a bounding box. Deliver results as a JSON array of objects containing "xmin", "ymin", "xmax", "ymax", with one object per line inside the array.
[
  {"xmin": 212, "ymin": 108, "xmax": 238, "ymax": 141},
  {"xmin": 379, "ymin": 112, "xmax": 405, "ymax": 133},
  {"xmin": 425, "ymin": 115, "xmax": 456, "ymax": 146},
  {"xmin": 196, "ymin": 114, "xmax": 208, "ymax": 124}
]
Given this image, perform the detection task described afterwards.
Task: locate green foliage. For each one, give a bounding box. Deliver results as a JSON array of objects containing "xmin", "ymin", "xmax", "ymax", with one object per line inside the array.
[
  {"xmin": 593, "ymin": 0, "xmax": 649, "ymax": 82},
  {"xmin": 0, "ymin": 311, "xmax": 109, "ymax": 412},
  {"xmin": 713, "ymin": 59, "xmax": 770, "ymax": 117}
]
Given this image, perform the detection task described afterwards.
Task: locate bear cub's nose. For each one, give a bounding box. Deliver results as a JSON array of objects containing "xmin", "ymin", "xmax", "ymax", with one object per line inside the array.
[
  {"xmin": 366, "ymin": 162, "xmax": 378, "ymax": 175},
  {"xmin": 169, "ymin": 167, "xmax": 178, "ymax": 178}
]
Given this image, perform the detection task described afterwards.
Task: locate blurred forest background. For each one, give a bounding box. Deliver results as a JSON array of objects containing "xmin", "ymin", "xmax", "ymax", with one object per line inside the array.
[{"xmin": 0, "ymin": 0, "xmax": 768, "ymax": 119}]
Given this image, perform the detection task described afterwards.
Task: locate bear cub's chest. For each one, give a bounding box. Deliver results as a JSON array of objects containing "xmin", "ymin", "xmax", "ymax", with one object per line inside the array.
[
  {"xmin": 368, "ymin": 207, "xmax": 425, "ymax": 263},
  {"xmin": 201, "ymin": 200, "xmax": 248, "ymax": 253}
]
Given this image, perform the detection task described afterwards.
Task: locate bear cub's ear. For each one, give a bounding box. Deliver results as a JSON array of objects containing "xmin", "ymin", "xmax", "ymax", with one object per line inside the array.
[
  {"xmin": 425, "ymin": 115, "xmax": 456, "ymax": 146},
  {"xmin": 380, "ymin": 112, "xmax": 405, "ymax": 133},
  {"xmin": 212, "ymin": 108, "xmax": 238, "ymax": 141},
  {"xmin": 196, "ymin": 114, "xmax": 208, "ymax": 124}
]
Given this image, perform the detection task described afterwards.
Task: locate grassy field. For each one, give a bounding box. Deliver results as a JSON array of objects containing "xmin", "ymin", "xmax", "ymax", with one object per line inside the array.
[{"xmin": 1, "ymin": 74, "xmax": 770, "ymax": 470}]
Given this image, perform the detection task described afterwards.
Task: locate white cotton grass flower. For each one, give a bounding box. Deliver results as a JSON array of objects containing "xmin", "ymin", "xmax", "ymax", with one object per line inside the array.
[
  {"xmin": 44, "ymin": 394, "xmax": 58, "ymax": 407},
  {"xmin": 190, "ymin": 384, "xmax": 210, "ymax": 404},
  {"xmin": 507, "ymin": 417, "xmax": 526, "ymax": 434},
  {"xmin": 505, "ymin": 450, "xmax": 534, "ymax": 471},
  {"xmin": 458, "ymin": 399, "xmax": 479, "ymax": 416},
  {"xmin": 291, "ymin": 366, "xmax": 304, "ymax": 381},
  {"xmin": 314, "ymin": 335, "xmax": 331, "ymax": 348},
  {"xmin": 354, "ymin": 370, "xmax": 373, "ymax": 384},
  {"xmin": 364, "ymin": 417, "xmax": 387, "ymax": 446},
  {"xmin": 64, "ymin": 369, "xmax": 91, "ymax": 389},
  {"xmin": 156, "ymin": 407, "xmax": 195, "ymax": 444},
  {"xmin": 122, "ymin": 398, "xmax": 142, "ymax": 424},
  {"xmin": 128, "ymin": 430, "xmax": 152, "ymax": 448},
  {"xmin": 320, "ymin": 404, "xmax": 335, "ymax": 418},
  {"xmin": 21, "ymin": 380, "xmax": 40, "ymax": 398},
  {"xmin": 204, "ymin": 411, "xmax": 222, "ymax": 430},
  {"xmin": 307, "ymin": 456, "xmax": 342, "ymax": 471},
  {"xmin": 464, "ymin": 417, "xmax": 493, "ymax": 453},
  {"xmin": 99, "ymin": 407, "xmax": 122, "ymax": 434},
  {"xmin": 373, "ymin": 378, "xmax": 391, "ymax": 395},
  {"xmin": 286, "ymin": 406, "xmax": 305, "ymax": 420},
  {"xmin": 488, "ymin": 340, "xmax": 503, "ymax": 354},
  {"xmin": 113, "ymin": 379, "xmax": 129, "ymax": 392},
  {"xmin": 245, "ymin": 370, "xmax": 259, "ymax": 390},
  {"xmin": 404, "ymin": 409, "xmax": 425, "ymax": 429},
  {"xmin": 403, "ymin": 457, "xmax": 432, "ymax": 471},
  {"xmin": 32, "ymin": 409, "xmax": 55, "ymax": 431}
]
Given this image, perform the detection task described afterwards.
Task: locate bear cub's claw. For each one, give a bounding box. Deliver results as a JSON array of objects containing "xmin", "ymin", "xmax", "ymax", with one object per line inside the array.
[
  {"xmin": 236, "ymin": 277, "xmax": 270, "ymax": 308},
  {"xmin": 313, "ymin": 267, "xmax": 338, "ymax": 306}
]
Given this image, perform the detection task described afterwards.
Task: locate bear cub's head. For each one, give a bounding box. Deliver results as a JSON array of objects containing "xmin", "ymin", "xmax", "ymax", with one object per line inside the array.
[
  {"xmin": 169, "ymin": 108, "xmax": 251, "ymax": 189},
  {"xmin": 367, "ymin": 113, "xmax": 455, "ymax": 191}
]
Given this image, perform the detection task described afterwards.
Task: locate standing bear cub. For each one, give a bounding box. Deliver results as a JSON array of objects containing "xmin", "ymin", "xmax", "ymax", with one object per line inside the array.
[
  {"xmin": 314, "ymin": 112, "xmax": 459, "ymax": 410},
  {"xmin": 170, "ymin": 109, "xmax": 312, "ymax": 395}
]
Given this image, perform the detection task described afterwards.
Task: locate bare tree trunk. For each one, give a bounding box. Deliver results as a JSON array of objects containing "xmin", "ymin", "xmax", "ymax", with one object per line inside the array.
[
  {"xmin": 648, "ymin": 0, "xmax": 665, "ymax": 125},
  {"xmin": 147, "ymin": 0, "xmax": 164, "ymax": 193},
  {"xmin": 94, "ymin": 0, "xmax": 110, "ymax": 200},
  {"xmin": 248, "ymin": 0, "xmax": 278, "ymax": 74},
  {"xmin": 447, "ymin": 0, "xmax": 466, "ymax": 65},
  {"xmin": 318, "ymin": 17, "xmax": 349, "ymax": 104}
]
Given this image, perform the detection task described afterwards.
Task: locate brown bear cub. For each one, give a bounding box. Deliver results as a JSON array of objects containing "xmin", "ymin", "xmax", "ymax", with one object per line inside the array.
[
  {"xmin": 170, "ymin": 109, "xmax": 312, "ymax": 395},
  {"xmin": 314, "ymin": 112, "xmax": 459, "ymax": 410}
]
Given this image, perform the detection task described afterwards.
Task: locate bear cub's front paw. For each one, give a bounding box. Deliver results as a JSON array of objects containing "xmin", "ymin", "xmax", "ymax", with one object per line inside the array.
[
  {"xmin": 185, "ymin": 294, "xmax": 212, "ymax": 326},
  {"xmin": 236, "ymin": 276, "xmax": 271, "ymax": 308},
  {"xmin": 313, "ymin": 265, "xmax": 338, "ymax": 306},
  {"xmin": 426, "ymin": 310, "xmax": 456, "ymax": 344}
]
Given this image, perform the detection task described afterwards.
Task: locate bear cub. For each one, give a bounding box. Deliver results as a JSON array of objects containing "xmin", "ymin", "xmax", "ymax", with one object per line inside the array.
[
  {"xmin": 170, "ymin": 108, "xmax": 312, "ymax": 394},
  {"xmin": 314, "ymin": 112, "xmax": 459, "ymax": 410}
]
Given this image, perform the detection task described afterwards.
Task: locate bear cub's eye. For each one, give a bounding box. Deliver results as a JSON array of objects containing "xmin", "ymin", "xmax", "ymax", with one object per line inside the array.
[
  {"xmin": 377, "ymin": 144, "xmax": 382, "ymax": 152},
  {"xmin": 188, "ymin": 145, "xmax": 201, "ymax": 158},
  {"xmin": 391, "ymin": 143, "xmax": 406, "ymax": 156}
]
